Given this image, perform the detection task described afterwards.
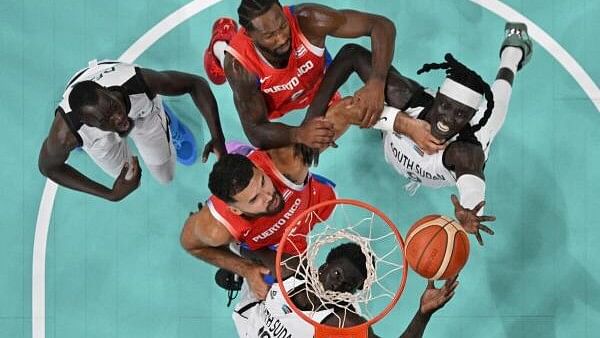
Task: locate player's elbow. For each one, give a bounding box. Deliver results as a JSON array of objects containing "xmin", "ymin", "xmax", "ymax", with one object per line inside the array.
[
  {"xmin": 193, "ymin": 76, "xmax": 211, "ymax": 94},
  {"xmin": 247, "ymin": 135, "xmax": 269, "ymax": 149},
  {"xmin": 38, "ymin": 160, "xmax": 49, "ymax": 177},
  {"xmin": 38, "ymin": 153, "xmax": 55, "ymax": 178},
  {"xmin": 180, "ymin": 231, "xmax": 199, "ymax": 256},
  {"xmin": 244, "ymin": 126, "xmax": 272, "ymax": 149},
  {"xmin": 379, "ymin": 16, "xmax": 396, "ymax": 37}
]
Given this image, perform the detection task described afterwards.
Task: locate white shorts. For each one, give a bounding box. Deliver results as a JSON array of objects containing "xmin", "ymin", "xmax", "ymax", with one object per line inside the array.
[{"xmin": 79, "ymin": 100, "xmax": 176, "ymax": 182}]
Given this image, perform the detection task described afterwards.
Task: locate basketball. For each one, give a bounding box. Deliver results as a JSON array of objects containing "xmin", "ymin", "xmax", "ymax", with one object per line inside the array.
[{"xmin": 405, "ymin": 215, "xmax": 470, "ymax": 280}]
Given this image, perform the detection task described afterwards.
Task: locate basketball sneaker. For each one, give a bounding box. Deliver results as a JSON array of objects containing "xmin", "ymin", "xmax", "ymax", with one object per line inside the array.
[
  {"xmin": 204, "ymin": 17, "xmax": 238, "ymax": 85},
  {"xmin": 501, "ymin": 22, "xmax": 533, "ymax": 70},
  {"xmin": 163, "ymin": 103, "xmax": 197, "ymax": 166}
]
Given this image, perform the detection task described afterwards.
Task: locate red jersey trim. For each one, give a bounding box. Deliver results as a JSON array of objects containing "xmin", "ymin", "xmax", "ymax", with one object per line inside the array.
[
  {"xmin": 295, "ymin": 26, "xmax": 324, "ymax": 57},
  {"xmin": 207, "ymin": 199, "xmax": 242, "ymax": 240},
  {"xmin": 225, "ymin": 6, "xmax": 324, "ymax": 74}
]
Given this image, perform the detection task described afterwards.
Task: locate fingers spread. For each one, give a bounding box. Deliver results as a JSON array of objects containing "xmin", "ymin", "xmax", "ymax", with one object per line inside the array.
[
  {"xmin": 473, "ymin": 200, "xmax": 486, "ymax": 213},
  {"xmin": 450, "ymin": 194, "xmax": 461, "ymax": 208},
  {"xmin": 479, "ymin": 224, "xmax": 495, "ymax": 235},
  {"xmin": 476, "ymin": 232, "xmax": 484, "ymax": 246},
  {"xmin": 202, "ymin": 143, "xmax": 211, "ymax": 163},
  {"xmin": 427, "ymin": 280, "xmax": 435, "ymax": 289},
  {"xmin": 119, "ymin": 163, "xmax": 129, "ymax": 177},
  {"xmin": 479, "ymin": 215, "xmax": 496, "ymax": 222}
]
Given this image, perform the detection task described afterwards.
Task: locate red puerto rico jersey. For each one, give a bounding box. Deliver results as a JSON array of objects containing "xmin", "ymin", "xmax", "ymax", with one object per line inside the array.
[
  {"xmin": 226, "ymin": 6, "xmax": 337, "ymax": 120},
  {"xmin": 207, "ymin": 150, "xmax": 336, "ymax": 253}
]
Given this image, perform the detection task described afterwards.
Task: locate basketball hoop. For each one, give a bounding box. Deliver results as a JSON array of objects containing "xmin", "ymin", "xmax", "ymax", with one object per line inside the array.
[{"xmin": 275, "ymin": 199, "xmax": 408, "ymax": 338}]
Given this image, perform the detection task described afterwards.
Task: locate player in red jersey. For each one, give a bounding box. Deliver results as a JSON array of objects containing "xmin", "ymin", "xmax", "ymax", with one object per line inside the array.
[
  {"xmin": 180, "ymin": 142, "xmax": 336, "ymax": 300},
  {"xmin": 203, "ymin": 1, "xmax": 403, "ymax": 151}
]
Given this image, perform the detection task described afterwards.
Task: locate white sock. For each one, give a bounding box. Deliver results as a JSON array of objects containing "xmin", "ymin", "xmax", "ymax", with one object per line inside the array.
[
  {"xmin": 499, "ymin": 46, "xmax": 523, "ymax": 74},
  {"xmin": 213, "ymin": 41, "xmax": 228, "ymax": 67}
]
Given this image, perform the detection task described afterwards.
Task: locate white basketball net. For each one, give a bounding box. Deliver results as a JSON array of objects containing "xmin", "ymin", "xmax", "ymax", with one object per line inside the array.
[{"xmin": 279, "ymin": 202, "xmax": 406, "ymax": 327}]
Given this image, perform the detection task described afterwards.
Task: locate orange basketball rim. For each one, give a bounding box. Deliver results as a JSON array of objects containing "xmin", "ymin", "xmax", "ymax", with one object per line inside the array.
[{"xmin": 275, "ymin": 199, "xmax": 408, "ymax": 338}]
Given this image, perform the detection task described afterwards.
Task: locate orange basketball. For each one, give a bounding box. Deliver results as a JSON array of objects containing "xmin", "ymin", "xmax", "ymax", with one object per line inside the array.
[{"xmin": 405, "ymin": 215, "xmax": 470, "ymax": 280}]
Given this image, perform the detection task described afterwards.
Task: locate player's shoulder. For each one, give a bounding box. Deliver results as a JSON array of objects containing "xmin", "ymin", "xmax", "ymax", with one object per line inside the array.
[
  {"xmin": 443, "ymin": 140, "xmax": 485, "ymax": 171},
  {"xmin": 293, "ymin": 3, "xmax": 335, "ymax": 17},
  {"xmin": 311, "ymin": 173, "xmax": 336, "ymax": 189},
  {"xmin": 293, "ymin": 3, "xmax": 342, "ymax": 38},
  {"xmin": 182, "ymin": 203, "xmax": 233, "ymax": 248},
  {"xmin": 47, "ymin": 109, "xmax": 79, "ymax": 151},
  {"xmin": 223, "ymin": 53, "xmax": 258, "ymax": 89}
]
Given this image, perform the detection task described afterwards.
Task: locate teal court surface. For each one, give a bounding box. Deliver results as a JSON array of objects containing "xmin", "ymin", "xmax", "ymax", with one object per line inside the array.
[{"xmin": 1, "ymin": 0, "xmax": 599, "ymax": 337}]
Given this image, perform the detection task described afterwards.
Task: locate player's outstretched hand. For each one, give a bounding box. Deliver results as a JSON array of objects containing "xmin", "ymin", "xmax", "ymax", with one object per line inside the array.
[
  {"xmin": 109, "ymin": 156, "xmax": 142, "ymax": 201},
  {"xmin": 450, "ymin": 195, "xmax": 496, "ymax": 246},
  {"xmin": 353, "ymin": 80, "xmax": 385, "ymax": 128},
  {"xmin": 243, "ymin": 264, "xmax": 271, "ymax": 300},
  {"xmin": 202, "ymin": 137, "xmax": 226, "ymax": 162},
  {"xmin": 419, "ymin": 275, "xmax": 459, "ymax": 315}
]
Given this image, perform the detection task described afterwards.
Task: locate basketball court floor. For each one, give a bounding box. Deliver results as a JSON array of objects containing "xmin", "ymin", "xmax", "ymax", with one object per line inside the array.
[{"xmin": 2, "ymin": 0, "xmax": 600, "ymax": 337}]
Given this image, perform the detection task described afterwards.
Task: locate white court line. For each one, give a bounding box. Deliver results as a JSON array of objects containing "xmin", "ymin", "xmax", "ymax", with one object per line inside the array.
[
  {"xmin": 470, "ymin": 0, "xmax": 600, "ymax": 111},
  {"xmin": 32, "ymin": 1, "xmax": 600, "ymax": 337},
  {"xmin": 32, "ymin": 1, "xmax": 224, "ymax": 337},
  {"xmin": 119, "ymin": 0, "xmax": 224, "ymax": 63}
]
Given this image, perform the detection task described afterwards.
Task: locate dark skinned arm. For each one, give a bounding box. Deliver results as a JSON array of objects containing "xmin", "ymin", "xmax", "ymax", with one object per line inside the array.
[
  {"xmin": 139, "ymin": 68, "xmax": 226, "ymax": 159},
  {"xmin": 38, "ymin": 112, "xmax": 141, "ymax": 201},
  {"xmin": 297, "ymin": 4, "xmax": 396, "ymax": 126},
  {"xmin": 321, "ymin": 277, "xmax": 459, "ymax": 338},
  {"xmin": 223, "ymin": 54, "xmax": 334, "ymax": 149},
  {"xmin": 443, "ymin": 141, "xmax": 485, "ymax": 179},
  {"xmin": 444, "ymin": 141, "xmax": 496, "ymax": 245}
]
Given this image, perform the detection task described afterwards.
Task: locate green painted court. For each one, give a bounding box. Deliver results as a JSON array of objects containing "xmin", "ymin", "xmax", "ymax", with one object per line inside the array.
[{"xmin": 2, "ymin": 0, "xmax": 599, "ymax": 337}]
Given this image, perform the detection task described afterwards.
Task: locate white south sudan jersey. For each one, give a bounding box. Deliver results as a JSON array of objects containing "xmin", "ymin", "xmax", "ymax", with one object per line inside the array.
[
  {"xmin": 56, "ymin": 60, "xmax": 163, "ymax": 147},
  {"xmin": 382, "ymin": 106, "xmax": 458, "ymax": 190},
  {"xmin": 233, "ymin": 277, "xmax": 334, "ymax": 338},
  {"xmin": 382, "ymin": 100, "xmax": 492, "ymax": 192}
]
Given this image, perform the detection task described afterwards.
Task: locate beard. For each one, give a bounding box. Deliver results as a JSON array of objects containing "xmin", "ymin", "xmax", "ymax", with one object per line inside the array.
[
  {"xmin": 243, "ymin": 190, "xmax": 285, "ymax": 218},
  {"xmin": 256, "ymin": 41, "xmax": 291, "ymax": 68}
]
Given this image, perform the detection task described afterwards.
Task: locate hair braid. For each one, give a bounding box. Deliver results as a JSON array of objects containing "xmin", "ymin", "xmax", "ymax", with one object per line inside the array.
[
  {"xmin": 417, "ymin": 53, "xmax": 495, "ymax": 144},
  {"xmin": 238, "ymin": 0, "xmax": 280, "ymax": 31}
]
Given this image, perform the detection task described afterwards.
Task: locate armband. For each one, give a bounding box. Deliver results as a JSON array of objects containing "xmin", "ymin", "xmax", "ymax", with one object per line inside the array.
[{"xmin": 456, "ymin": 174, "xmax": 486, "ymax": 215}]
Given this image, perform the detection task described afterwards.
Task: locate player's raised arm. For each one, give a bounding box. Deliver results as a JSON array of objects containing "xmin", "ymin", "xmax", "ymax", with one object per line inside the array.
[
  {"xmin": 38, "ymin": 112, "xmax": 142, "ymax": 201},
  {"xmin": 224, "ymin": 54, "xmax": 334, "ymax": 150},
  {"xmin": 320, "ymin": 274, "xmax": 458, "ymax": 338},
  {"xmin": 297, "ymin": 4, "xmax": 396, "ymax": 127},
  {"xmin": 139, "ymin": 68, "xmax": 226, "ymax": 160},
  {"xmin": 398, "ymin": 277, "xmax": 459, "ymax": 338},
  {"xmin": 444, "ymin": 142, "xmax": 496, "ymax": 245}
]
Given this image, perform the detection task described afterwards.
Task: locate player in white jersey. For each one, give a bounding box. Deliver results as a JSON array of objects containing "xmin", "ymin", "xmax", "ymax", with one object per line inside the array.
[
  {"xmin": 39, "ymin": 60, "xmax": 226, "ymax": 201},
  {"xmin": 232, "ymin": 242, "xmax": 458, "ymax": 338},
  {"xmin": 309, "ymin": 23, "xmax": 532, "ymax": 245}
]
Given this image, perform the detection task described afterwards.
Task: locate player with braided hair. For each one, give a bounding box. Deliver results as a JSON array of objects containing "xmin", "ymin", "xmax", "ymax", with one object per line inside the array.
[{"xmin": 314, "ymin": 23, "xmax": 533, "ymax": 245}]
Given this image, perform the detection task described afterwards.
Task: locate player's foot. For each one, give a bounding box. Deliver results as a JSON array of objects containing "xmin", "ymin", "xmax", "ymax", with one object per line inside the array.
[
  {"xmin": 204, "ymin": 17, "xmax": 238, "ymax": 85},
  {"xmin": 163, "ymin": 103, "xmax": 198, "ymax": 166},
  {"xmin": 500, "ymin": 22, "xmax": 533, "ymax": 70}
]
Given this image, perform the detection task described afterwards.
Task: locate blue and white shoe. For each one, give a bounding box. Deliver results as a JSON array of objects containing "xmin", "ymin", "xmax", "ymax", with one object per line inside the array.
[{"xmin": 163, "ymin": 103, "xmax": 198, "ymax": 166}]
